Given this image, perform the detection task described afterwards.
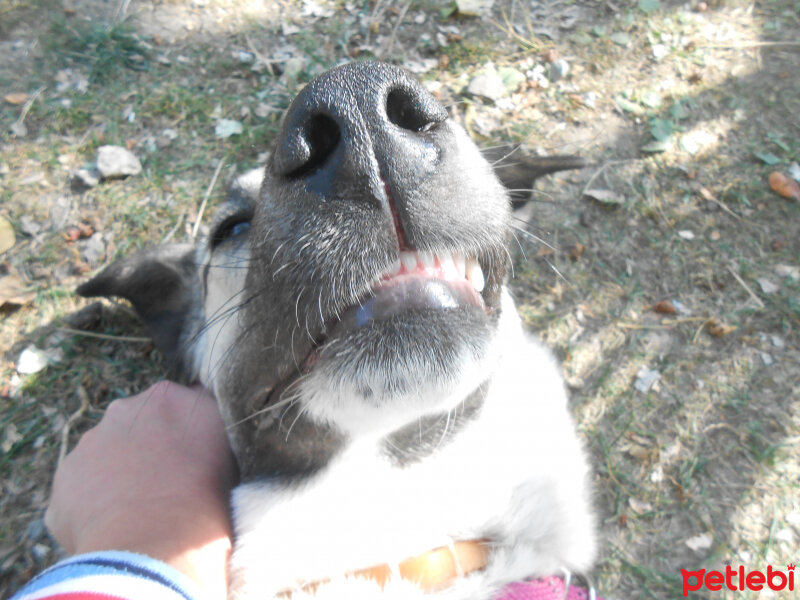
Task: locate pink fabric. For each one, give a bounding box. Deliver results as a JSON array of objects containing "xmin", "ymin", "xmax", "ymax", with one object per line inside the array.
[{"xmin": 495, "ymin": 576, "xmax": 601, "ymax": 600}]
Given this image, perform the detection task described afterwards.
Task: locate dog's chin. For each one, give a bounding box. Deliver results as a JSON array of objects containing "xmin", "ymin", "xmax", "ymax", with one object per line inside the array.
[{"xmin": 294, "ymin": 303, "xmax": 497, "ymax": 435}]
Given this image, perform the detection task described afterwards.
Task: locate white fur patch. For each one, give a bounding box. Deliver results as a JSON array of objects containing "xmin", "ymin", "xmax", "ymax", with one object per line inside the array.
[{"xmin": 226, "ymin": 290, "xmax": 595, "ymax": 599}]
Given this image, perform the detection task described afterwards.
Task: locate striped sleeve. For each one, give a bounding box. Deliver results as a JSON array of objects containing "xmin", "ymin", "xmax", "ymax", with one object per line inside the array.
[{"xmin": 10, "ymin": 551, "xmax": 204, "ymax": 600}]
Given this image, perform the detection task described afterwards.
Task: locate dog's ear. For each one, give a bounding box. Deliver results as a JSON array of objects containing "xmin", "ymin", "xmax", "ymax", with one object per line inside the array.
[
  {"xmin": 76, "ymin": 244, "xmax": 200, "ymax": 373},
  {"xmin": 484, "ymin": 144, "xmax": 588, "ymax": 205}
]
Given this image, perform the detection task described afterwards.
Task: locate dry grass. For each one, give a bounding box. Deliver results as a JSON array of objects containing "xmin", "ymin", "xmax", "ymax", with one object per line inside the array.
[{"xmin": 1, "ymin": 0, "xmax": 799, "ymax": 597}]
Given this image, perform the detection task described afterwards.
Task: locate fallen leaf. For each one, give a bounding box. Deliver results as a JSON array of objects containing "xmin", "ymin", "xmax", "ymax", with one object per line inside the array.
[
  {"xmin": 709, "ymin": 230, "xmax": 721, "ymax": 241},
  {"xmin": 653, "ymin": 300, "xmax": 677, "ymax": 314},
  {"xmin": 570, "ymin": 243, "xmax": 585, "ymax": 261},
  {"xmin": 685, "ymin": 533, "xmax": 713, "ymax": 552},
  {"xmin": 9, "ymin": 121, "xmax": 27, "ymax": 137},
  {"xmin": 706, "ymin": 318, "xmax": 735, "ymax": 337},
  {"xmin": 4, "ymin": 92, "xmax": 28, "ymax": 105},
  {"xmin": 627, "ymin": 443, "xmax": 652, "ymax": 462},
  {"xmin": 788, "ymin": 162, "xmax": 800, "ymax": 182},
  {"xmin": 215, "ymin": 119, "xmax": 243, "ymax": 138},
  {"xmin": 0, "ymin": 275, "xmax": 37, "ymax": 308},
  {"xmin": 628, "ymin": 497, "xmax": 653, "ymax": 514},
  {"xmin": 610, "ymin": 32, "xmax": 631, "ymax": 47},
  {"xmin": 634, "ymin": 366, "xmax": 660, "ymax": 394},
  {"xmin": 583, "ymin": 189, "xmax": 624, "ymax": 206},
  {"xmin": 757, "ymin": 278, "xmax": 779, "ymax": 294},
  {"xmin": 0, "ymin": 216, "xmax": 15, "ymax": 253},
  {"xmin": 768, "ymin": 171, "xmax": 800, "ymax": 201},
  {"xmin": 755, "ymin": 151, "xmax": 781, "ymax": 166},
  {"xmin": 774, "ymin": 264, "xmax": 799, "ymax": 280},
  {"xmin": 641, "ymin": 138, "xmax": 671, "ymax": 153}
]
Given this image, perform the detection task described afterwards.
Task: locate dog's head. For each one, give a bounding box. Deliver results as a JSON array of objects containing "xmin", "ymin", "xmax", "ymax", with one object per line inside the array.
[{"xmin": 78, "ymin": 62, "xmax": 520, "ymax": 479}]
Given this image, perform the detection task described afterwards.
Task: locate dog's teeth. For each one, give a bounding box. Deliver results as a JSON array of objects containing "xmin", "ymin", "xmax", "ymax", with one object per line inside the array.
[
  {"xmin": 418, "ymin": 251, "xmax": 435, "ymax": 269},
  {"xmin": 453, "ymin": 254, "xmax": 466, "ymax": 279},
  {"xmin": 438, "ymin": 254, "xmax": 458, "ymax": 280},
  {"xmin": 466, "ymin": 259, "xmax": 485, "ymax": 293},
  {"xmin": 388, "ymin": 258, "xmax": 402, "ymax": 276},
  {"xmin": 400, "ymin": 252, "xmax": 417, "ymax": 272}
]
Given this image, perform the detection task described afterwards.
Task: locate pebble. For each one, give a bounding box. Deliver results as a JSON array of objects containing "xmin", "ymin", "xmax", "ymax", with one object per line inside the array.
[
  {"xmin": 467, "ymin": 66, "xmax": 505, "ymax": 102},
  {"xmin": 96, "ymin": 145, "xmax": 142, "ymax": 179},
  {"xmin": 549, "ymin": 58, "xmax": 570, "ymax": 82}
]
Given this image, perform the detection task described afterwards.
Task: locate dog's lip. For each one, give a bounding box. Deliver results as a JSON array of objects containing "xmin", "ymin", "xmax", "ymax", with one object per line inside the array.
[
  {"xmin": 296, "ymin": 256, "xmax": 488, "ymax": 373},
  {"xmin": 328, "ymin": 276, "xmax": 484, "ymax": 337}
]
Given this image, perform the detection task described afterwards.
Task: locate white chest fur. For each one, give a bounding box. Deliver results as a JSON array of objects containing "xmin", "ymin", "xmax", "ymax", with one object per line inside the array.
[{"xmin": 227, "ymin": 291, "xmax": 595, "ymax": 599}]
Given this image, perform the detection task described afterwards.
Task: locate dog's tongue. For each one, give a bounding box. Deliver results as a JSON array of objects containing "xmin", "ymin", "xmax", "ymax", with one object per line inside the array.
[{"xmin": 329, "ymin": 276, "xmax": 483, "ymax": 336}]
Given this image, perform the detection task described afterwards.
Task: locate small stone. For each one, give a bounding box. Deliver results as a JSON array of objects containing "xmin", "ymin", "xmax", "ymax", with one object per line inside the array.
[
  {"xmin": 581, "ymin": 91, "xmax": 597, "ymax": 108},
  {"xmin": 652, "ymin": 43, "xmax": 668, "ymax": 59},
  {"xmin": 760, "ymin": 352, "xmax": 773, "ymax": 366},
  {"xmin": 771, "ymin": 335, "xmax": 784, "ymax": 349},
  {"xmin": 31, "ymin": 544, "xmax": 50, "ymax": 561},
  {"xmin": 80, "ymin": 233, "xmax": 105, "ymax": 265},
  {"xmin": 678, "ymin": 230, "xmax": 695, "ymax": 240},
  {"xmin": 96, "ymin": 145, "xmax": 142, "ymax": 179},
  {"xmin": 237, "ymin": 50, "xmax": 255, "ymax": 64},
  {"xmin": 17, "ymin": 346, "xmax": 50, "ymax": 374},
  {"xmin": 467, "ymin": 65, "xmax": 505, "ymax": 102},
  {"xmin": 549, "ymin": 58, "xmax": 570, "ymax": 82}
]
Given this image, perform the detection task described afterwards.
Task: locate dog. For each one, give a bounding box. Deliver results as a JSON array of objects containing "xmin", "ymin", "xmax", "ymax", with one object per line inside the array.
[{"xmin": 77, "ymin": 61, "xmax": 597, "ymax": 599}]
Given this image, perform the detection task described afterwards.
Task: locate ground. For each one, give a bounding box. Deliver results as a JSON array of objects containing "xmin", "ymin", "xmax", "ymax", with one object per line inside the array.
[{"xmin": 0, "ymin": 0, "xmax": 798, "ymax": 597}]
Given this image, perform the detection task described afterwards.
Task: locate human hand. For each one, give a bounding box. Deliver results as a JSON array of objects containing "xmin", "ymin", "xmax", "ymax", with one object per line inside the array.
[{"xmin": 45, "ymin": 381, "xmax": 238, "ymax": 598}]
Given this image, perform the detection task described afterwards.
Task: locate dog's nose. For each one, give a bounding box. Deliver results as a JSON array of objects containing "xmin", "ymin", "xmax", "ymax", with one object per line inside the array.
[{"xmin": 273, "ymin": 61, "xmax": 448, "ymax": 211}]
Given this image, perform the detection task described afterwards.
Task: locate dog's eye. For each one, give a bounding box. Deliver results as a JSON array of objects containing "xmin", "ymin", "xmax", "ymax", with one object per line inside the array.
[{"xmin": 212, "ymin": 216, "xmax": 251, "ymax": 248}]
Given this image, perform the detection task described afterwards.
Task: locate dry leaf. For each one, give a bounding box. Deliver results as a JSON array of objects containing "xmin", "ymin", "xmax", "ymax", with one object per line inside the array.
[
  {"xmin": 628, "ymin": 497, "xmax": 653, "ymax": 515},
  {"xmin": 0, "ymin": 275, "xmax": 37, "ymax": 308},
  {"xmin": 769, "ymin": 171, "xmax": 800, "ymax": 201},
  {"xmin": 627, "ymin": 443, "xmax": 653, "ymax": 462},
  {"xmin": 583, "ymin": 189, "xmax": 624, "ymax": 206},
  {"xmin": 653, "ymin": 300, "xmax": 677, "ymax": 314},
  {"xmin": 570, "ymin": 243, "xmax": 585, "ymax": 261},
  {"xmin": 0, "ymin": 216, "xmax": 15, "ymax": 253},
  {"xmin": 707, "ymin": 318, "xmax": 735, "ymax": 337},
  {"xmin": 4, "ymin": 92, "xmax": 28, "ymax": 105}
]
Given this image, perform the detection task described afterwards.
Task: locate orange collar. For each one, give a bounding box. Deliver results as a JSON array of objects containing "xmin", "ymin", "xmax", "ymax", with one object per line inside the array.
[{"xmin": 277, "ymin": 539, "xmax": 491, "ymax": 597}]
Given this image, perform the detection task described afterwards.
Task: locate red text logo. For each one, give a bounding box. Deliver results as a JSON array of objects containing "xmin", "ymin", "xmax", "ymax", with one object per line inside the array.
[{"xmin": 681, "ymin": 564, "xmax": 795, "ymax": 596}]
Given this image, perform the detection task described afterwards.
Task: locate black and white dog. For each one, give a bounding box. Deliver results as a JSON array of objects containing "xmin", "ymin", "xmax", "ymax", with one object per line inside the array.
[{"xmin": 78, "ymin": 61, "xmax": 596, "ymax": 599}]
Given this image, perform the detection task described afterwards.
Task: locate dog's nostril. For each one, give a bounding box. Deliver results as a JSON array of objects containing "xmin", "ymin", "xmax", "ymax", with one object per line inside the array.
[
  {"xmin": 386, "ymin": 88, "xmax": 440, "ymax": 133},
  {"xmin": 285, "ymin": 113, "xmax": 341, "ymax": 179}
]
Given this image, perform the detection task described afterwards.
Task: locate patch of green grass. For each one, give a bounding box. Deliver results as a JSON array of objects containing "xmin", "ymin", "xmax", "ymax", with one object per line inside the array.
[{"xmin": 45, "ymin": 19, "xmax": 151, "ymax": 83}]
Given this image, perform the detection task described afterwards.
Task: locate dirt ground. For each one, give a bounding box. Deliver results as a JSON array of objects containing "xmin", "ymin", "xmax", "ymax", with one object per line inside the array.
[{"xmin": 1, "ymin": 0, "xmax": 798, "ymax": 598}]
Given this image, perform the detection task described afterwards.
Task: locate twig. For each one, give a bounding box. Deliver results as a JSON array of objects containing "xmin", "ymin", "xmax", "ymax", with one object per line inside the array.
[
  {"xmin": 57, "ymin": 327, "xmax": 151, "ymax": 343},
  {"xmin": 192, "ymin": 157, "xmax": 226, "ymax": 239},
  {"xmin": 385, "ymin": 0, "xmax": 412, "ymax": 57},
  {"xmin": 114, "ymin": 0, "xmax": 131, "ymax": 22},
  {"xmin": 726, "ymin": 264, "xmax": 765, "ymax": 309},
  {"xmin": 12, "ymin": 86, "xmax": 45, "ymax": 131},
  {"xmin": 162, "ymin": 210, "xmax": 185, "ymax": 243},
  {"xmin": 58, "ymin": 386, "xmax": 90, "ymax": 466},
  {"xmin": 700, "ymin": 41, "xmax": 800, "ymax": 49},
  {"xmin": 580, "ymin": 159, "xmax": 637, "ymax": 197}
]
